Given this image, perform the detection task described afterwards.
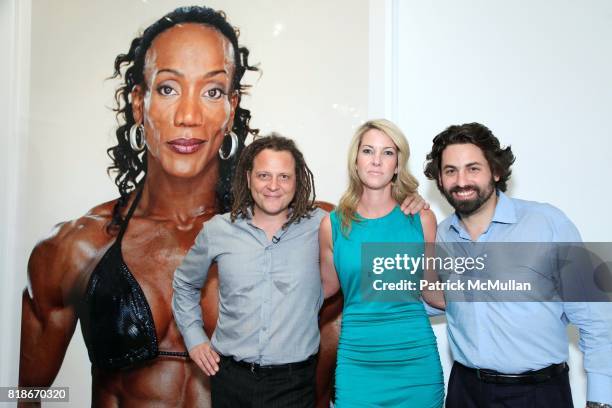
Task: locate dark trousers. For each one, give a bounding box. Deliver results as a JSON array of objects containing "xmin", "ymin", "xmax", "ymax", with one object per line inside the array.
[
  {"xmin": 210, "ymin": 356, "xmax": 316, "ymax": 408},
  {"xmin": 446, "ymin": 361, "xmax": 574, "ymax": 408}
]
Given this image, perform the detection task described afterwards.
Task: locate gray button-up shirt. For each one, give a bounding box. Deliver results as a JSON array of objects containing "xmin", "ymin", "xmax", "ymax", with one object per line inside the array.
[{"xmin": 172, "ymin": 208, "xmax": 325, "ymax": 365}]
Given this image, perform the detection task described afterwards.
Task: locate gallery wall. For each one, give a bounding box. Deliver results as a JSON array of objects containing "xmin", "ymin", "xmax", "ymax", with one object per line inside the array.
[{"xmin": 3, "ymin": 1, "xmax": 610, "ymax": 407}]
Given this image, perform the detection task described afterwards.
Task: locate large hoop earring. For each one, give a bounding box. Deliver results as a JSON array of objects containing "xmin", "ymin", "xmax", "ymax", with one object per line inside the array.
[
  {"xmin": 129, "ymin": 124, "xmax": 146, "ymax": 152},
  {"xmin": 219, "ymin": 131, "xmax": 238, "ymax": 160}
]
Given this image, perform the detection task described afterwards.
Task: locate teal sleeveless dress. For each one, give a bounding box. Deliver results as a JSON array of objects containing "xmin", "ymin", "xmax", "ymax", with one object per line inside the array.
[{"xmin": 331, "ymin": 207, "xmax": 444, "ymax": 407}]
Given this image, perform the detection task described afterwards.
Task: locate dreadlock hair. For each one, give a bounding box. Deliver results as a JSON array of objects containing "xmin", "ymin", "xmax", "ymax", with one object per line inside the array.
[
  {"xmin": 106, "ymin": 5, "xmax": 258, "ymax": 232},
  {"xmin": 424, "ymin": 122, "xmax": 515, "ymax": 193},
  {"xmin": 230, "ymin": 134, "xmax": 316, "ymax": 228}
]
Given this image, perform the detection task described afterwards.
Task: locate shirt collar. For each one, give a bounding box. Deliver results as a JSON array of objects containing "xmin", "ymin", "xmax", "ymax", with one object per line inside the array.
[
  {"xmin": 491, "ymin": 190, "xmax": 517, "ymax": 224},
  {"xmin": 242, "ymin": 206, "xmax": 296, "ymax": 230},
  {"xmin": 448, "ymin": 190, "xmax": 517, "ymax": 235}
]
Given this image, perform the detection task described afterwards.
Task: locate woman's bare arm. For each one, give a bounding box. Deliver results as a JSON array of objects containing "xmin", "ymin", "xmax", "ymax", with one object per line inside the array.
[
  {"xmin": 20, "ymin": 215, "xmax": 109, "ymax": 387},
  {"xmin": 319, "ymin": 215, "xmax": 340, "ymax": 299}
]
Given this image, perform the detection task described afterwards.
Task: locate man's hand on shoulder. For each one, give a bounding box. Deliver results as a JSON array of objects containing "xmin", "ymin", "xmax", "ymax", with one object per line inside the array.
[{"xmin": 400, "ymin": 193, "xmax": 430, "ymax": 215}]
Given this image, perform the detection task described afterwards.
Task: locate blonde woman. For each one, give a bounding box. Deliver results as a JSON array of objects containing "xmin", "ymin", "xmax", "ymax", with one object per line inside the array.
[{"xmin": 320, "ymin": 119, "xmax": 444, "ymax": 407}]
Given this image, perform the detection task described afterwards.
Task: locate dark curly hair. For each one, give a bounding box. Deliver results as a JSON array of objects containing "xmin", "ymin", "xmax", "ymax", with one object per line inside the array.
[
  {"xmin": 107, "ymin": 5, "xmax": 258, "ymax": 230},
  {"xmin": 424, "ymin": 122, "xmax": 516, "ymax": 192},
  {"xmin": 230, "ymin": 134, "xmax": 316, "ymax": 228}
]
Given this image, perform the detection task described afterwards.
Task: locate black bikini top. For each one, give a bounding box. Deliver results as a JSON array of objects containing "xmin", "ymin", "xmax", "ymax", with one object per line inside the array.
[{"xmin": 79, "ymin": 187, "xmax": 189, "ymax": 370}]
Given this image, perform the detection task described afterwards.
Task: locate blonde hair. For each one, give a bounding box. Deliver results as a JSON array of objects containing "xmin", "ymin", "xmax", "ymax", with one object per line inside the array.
[{"xmin": 337, "ymin": 119, "xmax": 419, "ymax": 235}]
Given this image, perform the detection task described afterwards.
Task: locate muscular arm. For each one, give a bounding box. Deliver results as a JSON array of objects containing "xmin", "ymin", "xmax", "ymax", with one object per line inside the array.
[{"xmin": 19, "ymin": 220, "xmax": 99, "ymax": 386}]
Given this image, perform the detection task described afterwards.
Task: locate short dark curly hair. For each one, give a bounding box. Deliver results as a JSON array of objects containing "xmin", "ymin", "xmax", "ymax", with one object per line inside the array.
[
  {"xmin": 424, "ymin": 122, "xmax": 516, "ymax": 192},
  {"xmin": 106, "ymin": 5, "xmax": 258, "ymax": 230},
  {"xmin": 230, "ymin": 134, "xmax": 316, "ymax": 228}
]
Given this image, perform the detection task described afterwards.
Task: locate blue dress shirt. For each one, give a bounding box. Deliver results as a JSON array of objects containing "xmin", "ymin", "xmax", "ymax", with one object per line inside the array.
[
  {"xmin": 172, "ymin": 209, "xmax": 325, "ymax": 365},
  {"xmin": 437, "ymin": 191, "xmax": 612, "ymax": 404}
]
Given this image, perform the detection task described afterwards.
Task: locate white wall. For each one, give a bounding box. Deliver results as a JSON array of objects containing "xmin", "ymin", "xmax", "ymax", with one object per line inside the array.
[
  {"xmin": 382, "ymin": 1, "xmax": 612, "ymax": 406},
  {"xmin": 7, "ymin": 0, "xmax": 610, "ymax": 407},
  {"xmin": 8, "ymin": 0, "xmax": 368, "ymax": 406}
]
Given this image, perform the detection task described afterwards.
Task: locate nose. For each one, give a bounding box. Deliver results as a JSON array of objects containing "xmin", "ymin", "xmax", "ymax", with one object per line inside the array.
[
  {"xmin": 456, "ymin": 169, "xmax": 468, "ymax": 187},
  {"xmin": 372, "ymin": 152, "xmax": 382, "ymax": 166},
  {"xmin": 267, "ymin": 176, "xmax": 280, "ymax": 191},
  {"xmin": 175, "ymin": 92, "xmax": 203, "ymax": 127}
]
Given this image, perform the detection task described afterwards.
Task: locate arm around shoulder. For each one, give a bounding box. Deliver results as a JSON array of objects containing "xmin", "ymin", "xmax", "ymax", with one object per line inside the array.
[{"xmin": 419, "ymin": 209, "xmax": 446, "ymax": 310}]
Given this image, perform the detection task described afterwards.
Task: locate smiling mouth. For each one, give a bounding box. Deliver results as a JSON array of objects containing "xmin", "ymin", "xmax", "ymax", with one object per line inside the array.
[
  {"xmin": 453, "ymin": 189, "xmax": 477, "ymax": 199},
  {"xmin": 167, "ymin": 138, "xmax": 206, "ymax": 154}
]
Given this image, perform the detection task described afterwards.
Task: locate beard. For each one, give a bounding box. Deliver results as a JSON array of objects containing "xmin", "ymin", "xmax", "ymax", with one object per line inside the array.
[{"xmin": 442, "ymin": 177, "xmax": 496, "ymax": 217}]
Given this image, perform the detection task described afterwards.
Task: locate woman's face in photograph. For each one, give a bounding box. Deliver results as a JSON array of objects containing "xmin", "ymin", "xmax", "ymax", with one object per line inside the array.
[{"xmin": 133, "ymin": 23, "xmax": 238, "ymax": 179}]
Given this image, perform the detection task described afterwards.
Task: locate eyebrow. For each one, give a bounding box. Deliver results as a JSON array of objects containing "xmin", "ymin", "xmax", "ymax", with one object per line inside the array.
[
  {"xmin": 157, "ymin": 68, "xmax": 229, "ymax": 79},
  {"xmin": 442, "ymin": 161, "xmax": 483, "ymax": 169},
  {"xmin": 361, "ymin": 144, "xmax": 396, "ymax": 149}
]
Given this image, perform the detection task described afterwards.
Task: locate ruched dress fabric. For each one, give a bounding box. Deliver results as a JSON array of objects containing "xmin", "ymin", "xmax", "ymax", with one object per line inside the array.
[{"xmin": 331, "ymin": 207, "xmax": 444, "ymax": 408}]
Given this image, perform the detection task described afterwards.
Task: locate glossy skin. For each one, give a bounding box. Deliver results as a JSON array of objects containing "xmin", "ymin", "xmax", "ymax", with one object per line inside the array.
[
  {"xmin": 18, "ymin": 22, "xmax": 346, "ymax": 408},
  {"xmin": 19, "ymin": 24, "xmax": 236, "ymax": 407},
  {"xmin": 135, "ymin": 24, "xmax": 238, "ymax": 180}
]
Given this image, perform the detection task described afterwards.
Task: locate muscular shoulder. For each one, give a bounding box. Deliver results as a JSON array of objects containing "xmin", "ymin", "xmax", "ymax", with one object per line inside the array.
[
  {"xmin": 85, "ymin": 198, "xmax": 118, "ymax": 218},
  {"xmin": 36, "ymin": 198, "xmax": 118, "ymax": 254},
  {"xmin": 27, "ymin": 201, "xmax": 118, "ymax": 303}
]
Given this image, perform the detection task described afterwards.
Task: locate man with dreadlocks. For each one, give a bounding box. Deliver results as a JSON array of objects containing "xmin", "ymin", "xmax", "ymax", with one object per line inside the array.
[{"xmin": 172, "ymin": 135, "xmax": 324, "ymax": 407}]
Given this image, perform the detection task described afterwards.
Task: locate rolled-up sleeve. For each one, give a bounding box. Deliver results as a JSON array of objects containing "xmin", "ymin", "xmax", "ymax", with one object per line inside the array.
[{"xmin": 172, "ymin": 223, "xmax": 214, "ymax": 352}]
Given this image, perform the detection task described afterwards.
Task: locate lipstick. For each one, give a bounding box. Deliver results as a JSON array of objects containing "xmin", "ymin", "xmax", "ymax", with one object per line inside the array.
[{"xmin": 167, "ymin": 138, "xmax": 206, "ymax": 154}]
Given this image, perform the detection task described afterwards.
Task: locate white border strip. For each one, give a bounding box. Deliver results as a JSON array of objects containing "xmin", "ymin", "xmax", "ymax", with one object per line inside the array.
[{"xmin": 1, "ymin": 0, "xmax": 31, "ymax": 389}]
